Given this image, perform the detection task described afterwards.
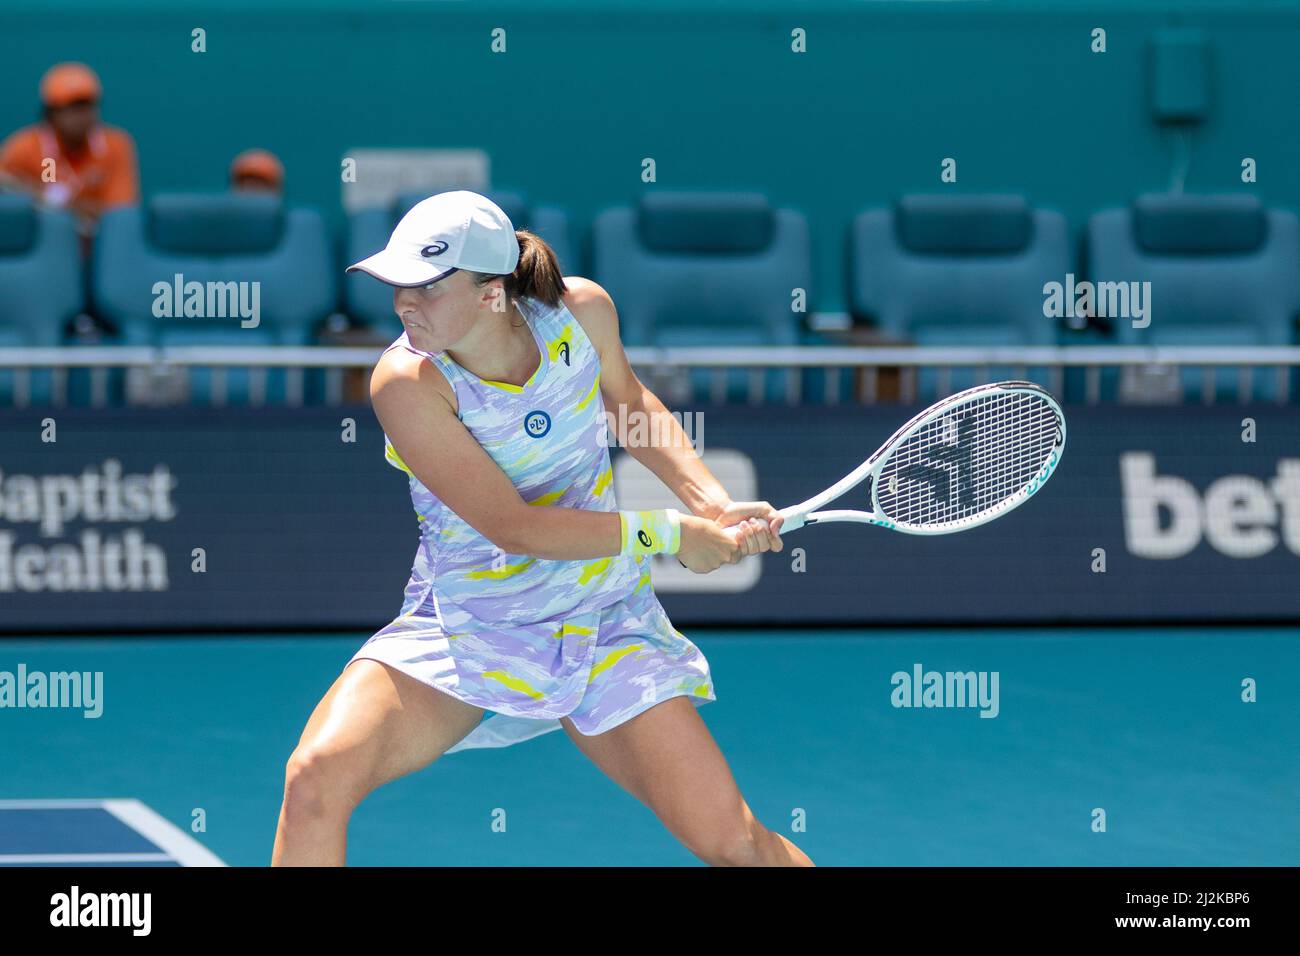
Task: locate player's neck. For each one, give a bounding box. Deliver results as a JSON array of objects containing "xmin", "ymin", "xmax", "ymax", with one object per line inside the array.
[{"xmin": 449, "ymin": 307, "xmax": 539, "ymax": 387}]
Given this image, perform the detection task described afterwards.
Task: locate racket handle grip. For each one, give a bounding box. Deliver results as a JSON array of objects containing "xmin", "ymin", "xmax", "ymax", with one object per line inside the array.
[
  {"xmin": 720, "ymin": 508, "xmax": 805, "ymax": 543},
  {"xmin": 777, "ymin": 507, "xmax": 806, "ymax": 533}
]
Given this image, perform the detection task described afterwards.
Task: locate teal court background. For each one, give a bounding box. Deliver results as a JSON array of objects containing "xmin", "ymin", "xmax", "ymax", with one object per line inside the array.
[{"xmin": 2, "ymin": 627, "xmax": 1294, "ymax": 866}]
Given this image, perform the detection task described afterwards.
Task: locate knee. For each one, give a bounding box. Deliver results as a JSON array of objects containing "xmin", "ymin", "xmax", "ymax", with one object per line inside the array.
[
  {"xmin": 688, "ymin": 820, "xmax": 766, "ymax": 868},
  {"xmin": 281, "ymin": 745, "xmax": 363, "ymax": 824}
]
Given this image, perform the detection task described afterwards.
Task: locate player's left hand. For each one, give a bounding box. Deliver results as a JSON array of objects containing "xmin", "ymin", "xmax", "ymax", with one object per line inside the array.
[{"xmin": 712, "ymin": 500, "xmax": 784, "ymax": 557}]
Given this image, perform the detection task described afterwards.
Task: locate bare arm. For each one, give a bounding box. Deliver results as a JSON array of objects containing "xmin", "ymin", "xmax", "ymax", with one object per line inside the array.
[
  {"xmin": 562, "ymin": 281, "xmax": 726, "ymax": 517},
  {"xmin": 562, "ymin": 278, "xmax": 783, "ymax": 552}
]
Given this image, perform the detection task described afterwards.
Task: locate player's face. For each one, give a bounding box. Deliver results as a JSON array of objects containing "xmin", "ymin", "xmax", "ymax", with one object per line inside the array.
[{"xmin": 392, "ymin": 271, "xmax": 497, "ymax": 352}]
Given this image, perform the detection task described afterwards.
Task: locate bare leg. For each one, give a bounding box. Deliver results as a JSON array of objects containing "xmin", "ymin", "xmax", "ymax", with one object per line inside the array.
[
  {"xmin": 561, "ymin": 696, "xmax": 813, "ymax": 866},
  {"xmin": 271, "ymin": 659, "xmax": 484, "ymax": 865}
]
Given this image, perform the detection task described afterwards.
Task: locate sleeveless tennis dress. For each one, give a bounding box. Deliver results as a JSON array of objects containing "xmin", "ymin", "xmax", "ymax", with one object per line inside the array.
[{"xmin": 347, "ymin": 294, "xmax": 715, "ymax": 753}]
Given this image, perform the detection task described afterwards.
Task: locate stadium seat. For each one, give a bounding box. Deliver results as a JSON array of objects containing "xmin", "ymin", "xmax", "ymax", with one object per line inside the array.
[
  {"xmin": 849, "ymin": 193, "xmax": 1070, "ymax": 402},
  {"xmin": 345, "ymin": 188, "xmax": 576, "ymax": 336},
  {"xmin": 92, "ymin": 193, "xmax": 336, "ymax": 404},
  {"xmin": 1086, "ymin": 193, "xmax": 1300, "ymax": 403},
  {"xmin": 0, "ymin": 195, "xmax": 82, "ymax": 406},
  {"xmin": 590, "ymin": 190, "xmax": 810, "ymax": 403}
]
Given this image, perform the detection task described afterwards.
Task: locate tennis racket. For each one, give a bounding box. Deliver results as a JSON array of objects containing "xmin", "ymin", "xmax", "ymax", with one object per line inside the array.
[{"xmin": 730, "ymin": 380, "xmax": 1065, "ymax": 537}]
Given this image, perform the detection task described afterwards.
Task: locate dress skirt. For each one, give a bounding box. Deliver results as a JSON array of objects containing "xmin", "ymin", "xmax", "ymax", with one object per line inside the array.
[{"xmin": 347, "ymin": 576, "xmax": 715, "ymax": 754}]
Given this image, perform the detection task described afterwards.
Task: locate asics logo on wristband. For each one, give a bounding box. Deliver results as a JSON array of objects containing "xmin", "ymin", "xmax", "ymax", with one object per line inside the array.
[{"xmin": 637, "ymin": 530, "xmax": 652, "ymax": 548}]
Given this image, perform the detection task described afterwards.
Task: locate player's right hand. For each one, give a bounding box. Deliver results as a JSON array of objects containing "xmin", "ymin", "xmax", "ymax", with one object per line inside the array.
[{"xmin": 677, "ymin": 514, "xmax": 744, "ymax": 573}]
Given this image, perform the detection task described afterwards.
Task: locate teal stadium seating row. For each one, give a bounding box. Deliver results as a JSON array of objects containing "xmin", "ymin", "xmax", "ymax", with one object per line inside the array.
[
  {"xmin": 1089, "ymin": 193, "xmax": 1300, "ymax": 403},
  {"xmin": 1, "ymin": 188, "xmax": 1299, "ymax": 405},
  {"xmin": 853, "ymin": 193, "xmax": 1068, "ymax": 403},
  {"xmin": 853, "ymin": 192, "xmax": 1300, "ymax": 403},
  {"xmin": 0, "ymin": 195, "xmax": 83, "ymax": 405},
  {"xmin": 94, "ymin": 193, "xmax": 335, "ymax": 404}
]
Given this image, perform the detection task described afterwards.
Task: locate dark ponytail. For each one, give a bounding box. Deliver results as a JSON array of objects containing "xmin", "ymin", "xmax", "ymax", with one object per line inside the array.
[{"xmin": 469, "ymin": 229, "xmax": 568, "ymax": 311}]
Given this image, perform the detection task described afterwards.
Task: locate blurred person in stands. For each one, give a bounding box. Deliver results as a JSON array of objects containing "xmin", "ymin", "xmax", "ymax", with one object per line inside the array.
[
  {"xmin": 229, "ymin": 148, "xmax": 284, "ymax": 195},
  {"xmin": 0, "ymin": 62, "xmax": 140, "ymax": 253}
]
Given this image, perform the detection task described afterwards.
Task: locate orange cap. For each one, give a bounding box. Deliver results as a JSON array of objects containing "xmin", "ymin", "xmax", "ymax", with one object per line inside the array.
[
  {"xmin": 230, "ymin": 149, "xmax": 285, "ymax": 188},
  {"xmin": 40, "ymin": 62, "xmax": 102, "ymax": 108}
]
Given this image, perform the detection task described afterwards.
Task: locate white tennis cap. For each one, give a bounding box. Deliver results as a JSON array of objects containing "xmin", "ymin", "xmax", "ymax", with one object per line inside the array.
[{"xmin": 346, "ymin": 190, "xmax": 520, "ymax": 287}]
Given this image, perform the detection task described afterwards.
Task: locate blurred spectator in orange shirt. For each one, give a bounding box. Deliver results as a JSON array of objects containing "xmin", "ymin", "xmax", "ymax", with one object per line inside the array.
[
  {"xmin": 0, "ymin": 62, "xmax": 140, "ymax": 249},
  {"xmin": 230, "ymin": 148, "xmax": 284, "ymax": 195}
]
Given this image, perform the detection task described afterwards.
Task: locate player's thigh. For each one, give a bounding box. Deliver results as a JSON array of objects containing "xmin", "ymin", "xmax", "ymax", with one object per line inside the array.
[
  {"xmin": 289, "ymin": 659, "xmax": 485, "ymax": 802},
  {"xmin": 560, "ymin": 697, "xmax": 754, "ymax": 849}
]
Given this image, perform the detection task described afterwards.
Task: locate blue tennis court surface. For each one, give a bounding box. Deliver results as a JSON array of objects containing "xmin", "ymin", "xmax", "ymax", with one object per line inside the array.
[
  {"xmin": 1, "ymin": 628, "xmax": 1295, "ymax": 866},
  {"xmin": 0, "ymin": 800, "xmax": 225, "ymax": 866}
]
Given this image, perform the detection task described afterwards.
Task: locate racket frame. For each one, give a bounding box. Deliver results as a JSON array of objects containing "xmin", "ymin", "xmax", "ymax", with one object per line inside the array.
[{"xmin": 777, "ymin": 380, "xmax": 1065, "ymax": 535}]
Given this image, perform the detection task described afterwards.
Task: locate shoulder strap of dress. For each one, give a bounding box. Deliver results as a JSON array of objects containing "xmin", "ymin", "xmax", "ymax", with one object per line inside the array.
[
  {"xmin": 511, "ymin": 294, "xmax": 551, "ymax": 352},
  {"xmin": 514, "ymin": 294, "xmax": 538, "ymax": 328}
]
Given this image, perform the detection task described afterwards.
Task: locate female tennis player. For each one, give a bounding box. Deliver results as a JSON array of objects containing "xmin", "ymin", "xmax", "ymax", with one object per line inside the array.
[{"xmin": 271, "ymin": 191, "xmax": 813, "ymax": 867}]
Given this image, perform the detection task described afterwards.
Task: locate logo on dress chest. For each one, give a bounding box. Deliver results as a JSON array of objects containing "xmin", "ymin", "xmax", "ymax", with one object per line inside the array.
[{"xmin": 523, "ymin": 410, "xmax": 552, "ymax": 438}]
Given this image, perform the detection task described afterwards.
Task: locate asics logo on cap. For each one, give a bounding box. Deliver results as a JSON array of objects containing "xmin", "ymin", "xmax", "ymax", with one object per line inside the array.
[{"xmin": 420, "ymin": 241, "xmax": 450, "ymax": 257}]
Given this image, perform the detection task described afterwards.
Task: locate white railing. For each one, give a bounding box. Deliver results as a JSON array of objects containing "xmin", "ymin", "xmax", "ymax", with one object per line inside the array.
[{"xmin": 0, "ymin": 345, "xmax": 1297, "ymax": 407}]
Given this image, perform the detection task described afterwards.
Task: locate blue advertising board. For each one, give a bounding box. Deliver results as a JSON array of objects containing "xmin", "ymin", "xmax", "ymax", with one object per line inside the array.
[{"xmin": 0, "ymin": 405, "xmax": 1296, "ymax": 631}]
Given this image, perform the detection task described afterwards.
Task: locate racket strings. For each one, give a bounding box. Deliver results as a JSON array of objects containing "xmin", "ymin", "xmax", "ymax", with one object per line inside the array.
[{"xmin": 876, "ymin": 391, "xmax": 1060, "ymax": 530}]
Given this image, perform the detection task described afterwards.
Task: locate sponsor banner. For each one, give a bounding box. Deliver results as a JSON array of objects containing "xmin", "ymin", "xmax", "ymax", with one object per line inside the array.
[{"xmin": 0, "ymin": 405, "xmax": 1295, "ymax": 632}]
